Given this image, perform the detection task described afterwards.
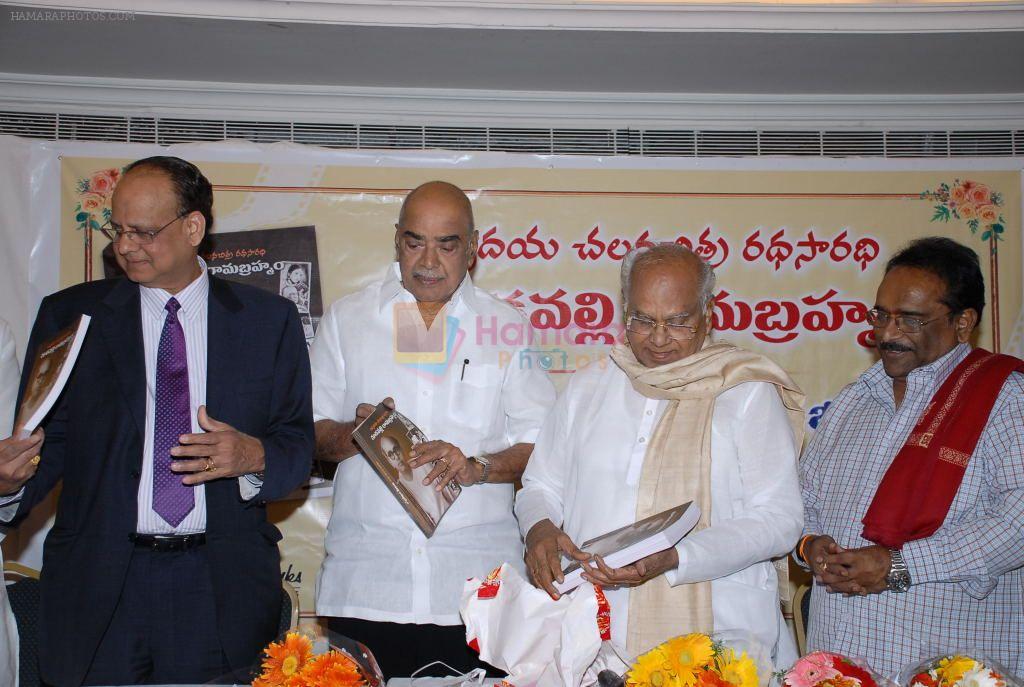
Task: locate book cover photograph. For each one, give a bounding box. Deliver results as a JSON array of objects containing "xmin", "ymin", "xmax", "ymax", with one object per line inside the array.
[
  {"xmin": 16, "ymin": 314, "xmax": 92, "ymax": 435},
  {"xmin": 555, "ymin": 501, "xmax": 701, "ymax": 593},
  {"xmin": 352, "ymin": 402, "xmax": 461, "ymax": 537}
]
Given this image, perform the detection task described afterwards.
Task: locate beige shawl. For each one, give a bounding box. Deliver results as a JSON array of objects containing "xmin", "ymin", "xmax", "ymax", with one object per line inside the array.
[{"xmin": 610, "ymin": 340, "xmax": 805, "ymax": 654}]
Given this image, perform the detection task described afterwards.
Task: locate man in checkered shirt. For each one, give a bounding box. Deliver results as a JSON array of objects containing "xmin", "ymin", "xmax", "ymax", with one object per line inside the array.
[{"xmin": 799, "ymin": 237, "xmax": 1023, "ymax": 677}]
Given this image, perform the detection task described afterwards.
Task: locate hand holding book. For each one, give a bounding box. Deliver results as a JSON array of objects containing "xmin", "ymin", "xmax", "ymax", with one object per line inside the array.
[
  {"xmin": 524, "ymin": 519, "xmax": 592, "ymax": 600},
  {"xmin": 0, "ymin": 428, "xmax": 44, "ymax": 497},
  {"xmin": 408, "ymin": 439, "xmax": 479, "ymax": 491}
]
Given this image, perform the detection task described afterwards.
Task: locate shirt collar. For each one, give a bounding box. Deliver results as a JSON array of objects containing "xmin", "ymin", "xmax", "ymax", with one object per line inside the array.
[
  {"xmin": 139, "ymin": 256, "xmax": 210, "ymax": 321},
  {"xmin": 376, "ymin": 262, "xmax": 478, "ymax": 313},
  {"xmin": 859, "ymin": 342, "xmax": 972, "ymax": 396}
]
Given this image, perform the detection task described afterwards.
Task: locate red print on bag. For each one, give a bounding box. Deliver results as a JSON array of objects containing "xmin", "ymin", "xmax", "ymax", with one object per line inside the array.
[
  {"xmin": 594, "ymin": 586, "xmax": 612, "ymax": 641},
  {"xmin": 477, "ymin": 566, "xmax": 502, "ymax": 599}
]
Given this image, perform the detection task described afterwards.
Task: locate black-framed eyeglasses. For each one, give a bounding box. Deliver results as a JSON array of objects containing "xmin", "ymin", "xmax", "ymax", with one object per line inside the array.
[
  {"xmin": 867, "ymin": 308, "xmax": 950, "ymax": 335},
  {"xmin": 625, "ymin": 313, "xmax": 700, "ymax": 340},
  {"xmin": 100, "ymin": 212, "xmax": 188, "ymax": 245}
]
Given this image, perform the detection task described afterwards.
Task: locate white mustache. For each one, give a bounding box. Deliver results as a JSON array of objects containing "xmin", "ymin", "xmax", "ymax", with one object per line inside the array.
[{"xmin": 414, "ymin": 270, "xmax": 444, "ymax": 280}]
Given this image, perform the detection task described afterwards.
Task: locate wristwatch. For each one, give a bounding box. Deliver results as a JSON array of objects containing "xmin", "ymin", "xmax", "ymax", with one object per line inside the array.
[
  {"xmin": 472, "ymin": 454, "xmax": 492, "ymax": 485},
  {"xmin": 886, "ymin": 548, "xmax": 911, "ymax": 593}
]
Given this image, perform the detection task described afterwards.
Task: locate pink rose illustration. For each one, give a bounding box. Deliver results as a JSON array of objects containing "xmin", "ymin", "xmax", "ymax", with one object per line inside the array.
[
  {"xmin": 979, "ymin": 205, "xmax": 999, "ymax": 223},
  {"xmin": 79, "ymin": 192, "xmax": 106, "ymax": 212},
  {"xmin": 950, "ymin": 185, "xmax": 968, "ymax": 205},
  {"xmin": 968, "ymin": 184, "xmax": 991, "ymax": 206},
  {"xmin": 89, "ymin": 169, "xmax": 120, "ymax": 197},
  {"xmin": 959, "ymin": 203, "xmax": 977, "ymax": 220}
]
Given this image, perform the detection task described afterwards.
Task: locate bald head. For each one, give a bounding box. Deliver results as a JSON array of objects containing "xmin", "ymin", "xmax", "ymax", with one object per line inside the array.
[
  {"xmin": 394, "ymin": 180, "xmax": 479, "ymax": 304},
  {"xmin": 398, "ymin": 181, "xmax": 474, "ymax": 237}
]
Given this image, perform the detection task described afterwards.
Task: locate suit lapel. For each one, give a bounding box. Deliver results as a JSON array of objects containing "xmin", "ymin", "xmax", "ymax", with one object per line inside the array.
[
  {"xmin": 206, "ymin": 277, "xmax": 243, "ymax": 420},
  {"xmin": 99, "ymin": 278, "xmax": 146, "ymax": 439}
]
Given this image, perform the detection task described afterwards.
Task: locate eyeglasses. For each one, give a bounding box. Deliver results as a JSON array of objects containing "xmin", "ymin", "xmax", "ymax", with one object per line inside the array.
[
  {"xmin": 100, "ymin": 213, "xmax": 188, "ymax": 245},
  {"xmin": 867, "ymin": 308, "xmax": 949, "ymax": 335},
  {"xmin": 626, "ymin": 313, "xmax": 700, "ymax": 340}
]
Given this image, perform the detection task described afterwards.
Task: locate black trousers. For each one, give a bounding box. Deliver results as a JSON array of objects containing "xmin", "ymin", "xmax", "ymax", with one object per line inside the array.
[
  {"xmin": 327, "ymin": 616, "xmax": 504, "ymax": 680},
  {"xmin": 78, "ymin": 545, "xmax": 232, "ymax": 686}
]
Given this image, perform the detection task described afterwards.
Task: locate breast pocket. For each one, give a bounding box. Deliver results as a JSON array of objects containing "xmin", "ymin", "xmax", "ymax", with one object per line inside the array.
[{"xmin": 451, "ymin": 363, "xmax": 503, "ymax": 431}]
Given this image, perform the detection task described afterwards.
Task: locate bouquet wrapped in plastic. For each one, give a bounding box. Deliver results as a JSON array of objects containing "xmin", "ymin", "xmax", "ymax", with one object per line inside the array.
[
  {"xmin": 622, "ymin": 631, "xmax": 774, "ymax": 687},
  {"xmin": 897, "ymin": 654, "xmax": 1021, "ymax": 687},
  {"xmin": 249, "ymin": 630, "xmax": 385, "ymax": 687},
  {"xmin": 777, "ymin": 652, "xmax": 890, "ymax": 687}
]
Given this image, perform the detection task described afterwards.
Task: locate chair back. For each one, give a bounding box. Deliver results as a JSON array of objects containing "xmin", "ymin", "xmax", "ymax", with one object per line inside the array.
[{"xmin": 4, "ymin": 562, "xmax": 41, "ymax": 687}]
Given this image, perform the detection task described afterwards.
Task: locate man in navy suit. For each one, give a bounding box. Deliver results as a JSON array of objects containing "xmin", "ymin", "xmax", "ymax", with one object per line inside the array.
[{"xmin": 0, "ymin": 156, "xmax": 313, "ymax": 685}]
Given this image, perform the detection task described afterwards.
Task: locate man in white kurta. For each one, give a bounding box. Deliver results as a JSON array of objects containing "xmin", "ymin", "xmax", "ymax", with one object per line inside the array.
[
  {"xmin": 516, "ymin": 244, "xmax": 803, "ymax": 665},
  {"xmin": 0, "ymin": 317, "xmax": 31, "ymax": 686},
  {"xmin": 311, "ymin": 182, "xmax": 555, "ymax": 677}
]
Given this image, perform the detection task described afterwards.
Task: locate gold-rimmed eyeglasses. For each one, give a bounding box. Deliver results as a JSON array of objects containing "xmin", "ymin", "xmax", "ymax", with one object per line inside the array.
[
  {"xmin": 625, "ymin": 313, "xmax": 700, "ymax": 340},
  {"xmin": 100, "ymin": 212, "xmax": 188, "ymax": 245},
  {"xmin": 866, "ymin": 308, "xmax": 949, "ymax": 335}
]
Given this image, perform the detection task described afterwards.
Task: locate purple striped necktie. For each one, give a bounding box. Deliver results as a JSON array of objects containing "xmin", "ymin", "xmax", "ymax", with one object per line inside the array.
[{"xmin": 152, "ymin": 297, "xmax": 194, "ymax": 526}]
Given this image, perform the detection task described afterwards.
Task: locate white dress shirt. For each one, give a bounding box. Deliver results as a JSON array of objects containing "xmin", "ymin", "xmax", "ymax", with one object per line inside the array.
[
  {"xmin": 311, "ymin": 263, "xmax": 556, "ymax": 625},
  {"xmin": 515, "ymin": 360, "xmax": 802, "ymax": 663},
  {"xmin": 0, "ymin": 318, "xmax": 20, "ymax": 686},
  {"xmin": 136, "ymin": 259, "xmax": 261, "ymax": 534}
]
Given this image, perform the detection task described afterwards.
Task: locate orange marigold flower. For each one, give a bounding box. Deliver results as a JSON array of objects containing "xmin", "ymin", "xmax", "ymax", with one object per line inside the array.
[
  {"xmin": 258, "ymin": 632, "xmax": 314, "ymax": 686},
  {"xmin": 295, "ymin": 651, "xmax": 366, "ymax": 687}
]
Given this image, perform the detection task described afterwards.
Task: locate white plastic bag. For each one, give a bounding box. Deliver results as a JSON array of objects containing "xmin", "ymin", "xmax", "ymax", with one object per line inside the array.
[{"xmin": 460, "ymin": 563, "xmax": 627, "ymax": 687}]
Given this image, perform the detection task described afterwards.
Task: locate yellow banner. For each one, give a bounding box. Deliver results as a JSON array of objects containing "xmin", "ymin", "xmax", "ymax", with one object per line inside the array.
[{"xmin": 59, "ymin": 154, "xmax": 1023, "ymax": 614}]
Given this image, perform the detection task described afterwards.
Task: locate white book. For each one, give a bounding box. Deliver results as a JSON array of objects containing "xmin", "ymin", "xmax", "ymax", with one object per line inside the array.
[
  {"xmin": 554, "ymin": 501, "xmax": 701, "ymax": 594},
  {"xmin": 15, "ymin": 315, "xmax": 91, "ymax": 436}
]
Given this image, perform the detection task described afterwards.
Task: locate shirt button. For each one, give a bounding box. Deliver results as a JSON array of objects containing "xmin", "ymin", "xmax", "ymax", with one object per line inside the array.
[
  {"xmin": 638, "ymin": 437, "xmax": 646, "ymax": 444},
  {"xmin": 646, "ymin": 410, "xmax": 653, "ymax": 416}
]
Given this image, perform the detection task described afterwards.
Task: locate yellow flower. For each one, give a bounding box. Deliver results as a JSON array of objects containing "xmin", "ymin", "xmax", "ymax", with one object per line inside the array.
[
  {"xmin": 663, "ymin": 634, "xmax": 715, "ymax": 686},
  {"xmin": 937, "ymin": 657, "xmax": 978, "ymax": 686},
  {"xmin": 716, "ymin": 649, "xmax": 758, "ymax": 687},
  {"xmin": 628, "ymin": 647, "xmax": 676, "ymax": 687}
]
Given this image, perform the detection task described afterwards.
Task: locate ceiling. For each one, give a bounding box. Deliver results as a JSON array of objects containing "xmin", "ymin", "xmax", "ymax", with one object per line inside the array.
[{"xmin": 2, "ymin": 3, "xmax": 1023, "ymax": 95}]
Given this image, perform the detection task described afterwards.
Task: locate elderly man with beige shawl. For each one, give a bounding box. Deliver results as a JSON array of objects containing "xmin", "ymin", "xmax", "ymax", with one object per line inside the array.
[{"xmin": 516, "ymin": 243, "xmax": 804, "ymax": 666}]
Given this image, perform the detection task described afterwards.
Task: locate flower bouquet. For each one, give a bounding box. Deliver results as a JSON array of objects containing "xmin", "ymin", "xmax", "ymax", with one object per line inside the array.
[
  {"xmin": 778, "ymin": 652, "xmax": 887, "ymax": 687},
  {"xmin": 251, "ymin": 630, "xmax": 384, "ymax": 687},
  {"xmin": 898, "ymin": 654, "xmax": 1021, "ymax": 687},
  {"xmin": 621, "ymin": 632, "xmax": 770, "ymax": 687}
]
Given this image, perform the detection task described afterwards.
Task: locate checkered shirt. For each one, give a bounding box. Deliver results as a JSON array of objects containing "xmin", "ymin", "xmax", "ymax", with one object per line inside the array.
[{"xmin": 800, "ymin": 343, "xmax": 1024, "ymax": 677}]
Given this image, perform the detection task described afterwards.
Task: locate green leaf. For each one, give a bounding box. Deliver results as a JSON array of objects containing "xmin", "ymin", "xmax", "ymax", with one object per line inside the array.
[
  {"xmin": 981, "ymin": 231, "xmax": 991, "ymax": 241},
  {"xmin": 993, "ymin": 223, "xmax": 1004, "ymax": 234},
  {"xmin": 75, "ymin": 211, "xmax": 88, "ymax": 222},
  {"xmin": 88, "ymin": 219, "xmax": 100, "ymax": 231},
  {"xmin": 968, "ymin": 219, "xmax": 980, "ymax": 232},
  {"xmin": 932, "ymin": 206, "xmax": 950, "ymax": 222}
]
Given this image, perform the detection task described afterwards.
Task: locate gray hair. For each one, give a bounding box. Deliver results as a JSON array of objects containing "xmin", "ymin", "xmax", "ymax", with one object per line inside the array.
[{"xmin": 620, "ymin": 242, "xmax": 716, "ymax": 311}]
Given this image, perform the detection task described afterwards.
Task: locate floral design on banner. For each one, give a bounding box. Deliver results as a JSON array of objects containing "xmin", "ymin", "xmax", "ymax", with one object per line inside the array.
[
  {"xmin": 625, "ymin": 633, "xmax": 759, "ymax": 687},
  {"xmin": 920, "ymin": 180, "xmax": 1006, "ymax": 242},
  {"xmin": 73, "ymin": 167, "xmax": 122, "ymax": 235}
]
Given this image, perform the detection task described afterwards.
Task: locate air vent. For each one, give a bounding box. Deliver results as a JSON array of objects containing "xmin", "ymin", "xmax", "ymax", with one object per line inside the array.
[{"xmin": 0, "ymin": 110, "xmax": 1019, "ymax": 158}]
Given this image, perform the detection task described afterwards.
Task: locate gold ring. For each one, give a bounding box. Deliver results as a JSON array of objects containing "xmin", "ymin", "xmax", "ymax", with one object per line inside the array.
[
  {"xmin": 204, "ymin": 458, "xmax": 215, "ymax": 472},
  {"xmin": 30, "ymin": 455, "xmax": 41, "ymax": 466}
]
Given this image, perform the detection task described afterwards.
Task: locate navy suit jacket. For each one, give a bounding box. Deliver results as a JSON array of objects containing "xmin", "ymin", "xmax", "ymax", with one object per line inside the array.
[{"xmin": 13, "ymin": 275, "xmax": 314, "ymax": 686}]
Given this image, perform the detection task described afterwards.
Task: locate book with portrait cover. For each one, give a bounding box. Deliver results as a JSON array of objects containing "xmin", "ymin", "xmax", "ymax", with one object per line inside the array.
[
  {"xmin": 15, "ymin": 314, "xmax": 92, "ymax": 436},
  {"xmin": 352, "ymin": 402, "xmax": 461, "ymax": 537},
  {"xmin": 554, "ymin": 501, "xmax": 701, "ymax": 594}
]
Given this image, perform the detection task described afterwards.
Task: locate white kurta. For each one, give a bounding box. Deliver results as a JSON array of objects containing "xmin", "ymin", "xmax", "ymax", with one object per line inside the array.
[
  {"xmin": 311, "ymin": 264, "xmax": 556, "ymax": 624},
  {"xmin": 1, "ymin": 317, "xmax": 21, "ymax": 686},
  {"xmin": 515, "ymin": 360, "xmax": 802, "ymax": 664}
]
